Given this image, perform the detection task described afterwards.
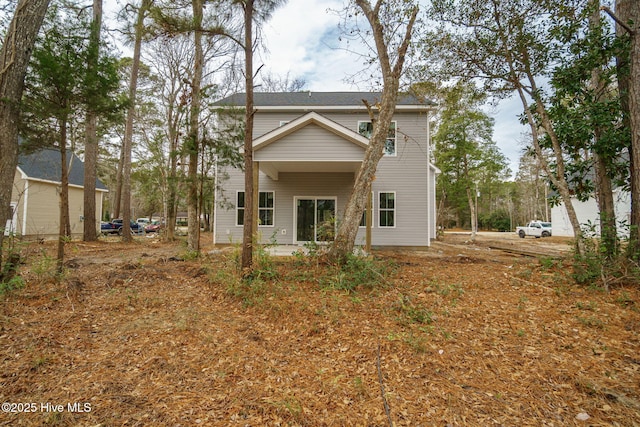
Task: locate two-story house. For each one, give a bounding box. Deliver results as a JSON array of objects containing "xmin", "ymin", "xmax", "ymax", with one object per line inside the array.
[{"xmin": 212, "ymin": 92, "xmax": 438, "ymax": 248}]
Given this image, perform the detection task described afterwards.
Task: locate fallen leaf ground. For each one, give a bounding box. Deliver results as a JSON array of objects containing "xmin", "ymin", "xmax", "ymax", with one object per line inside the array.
[{"xmin": 1, "ymin": 233, "xmax": 639, "ymax": 426}]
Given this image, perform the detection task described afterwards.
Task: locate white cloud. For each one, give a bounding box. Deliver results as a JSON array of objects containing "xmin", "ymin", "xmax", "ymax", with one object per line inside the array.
[{"xmin": 260, "ymin": 0, "xmax": 363, "ymax": 91}]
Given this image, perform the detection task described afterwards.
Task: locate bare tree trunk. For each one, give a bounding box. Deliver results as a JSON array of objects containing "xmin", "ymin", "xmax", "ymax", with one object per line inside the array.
[
  {"xmin": 166, "ymin": 148, "xmax": 178, "ymax": 240},
  {"xmin": 83, "ymin": 0, "xmax": 102, "ymax": 241},
  {"xmin": 329, "ymin": 1, "xmax": 418, "ymax": 261},
  {"xmin": 186, "ymin": 0, "xmax": 204, "ymax": 252},
  {"xmin": 113, "ymin": 146, "xmax": 124, "ymax": 219},
  {"xmin": 0, "ymin": 0, "xmax": 50, "ymax": 271},
  {"xmin": 515, "ymin": 83, "xmax": 585, "ymax": 254},
  {"xmin": 590, "ymin": 1, "xmax": 618, "ymax": 258},
  {"xmin": 121, "ymin": 0, "xmax": 150, "ymax": 242},
  {"xmin": 466, "ymin": 185, "xmax": 477, "ymax": 241},
  {"xmin": 57, "ymin": 121, "xmax": 70, "ymax": 275},
  {"xmin": 621, "ymin": 1, "xmax": 640, "ymax": 259},
  {"xmin": 241, "ymin": 0, "xmax": 255, "ymax": 270}
]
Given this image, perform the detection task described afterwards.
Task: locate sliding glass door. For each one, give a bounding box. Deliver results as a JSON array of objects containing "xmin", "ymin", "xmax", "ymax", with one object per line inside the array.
[{"xmin": 295, "ymin": 197, "xmax": 336, "ymax": 243}]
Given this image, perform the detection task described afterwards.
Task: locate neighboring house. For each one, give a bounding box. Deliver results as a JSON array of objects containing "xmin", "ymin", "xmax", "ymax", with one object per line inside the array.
[
  {"xmin": 212, "ymin": 92, "xmax": 438, "ymax": 248},
  {"xmin": 551, "ymin": 189, "xmax": 631, "ymax": 238},
  {"xmin": 9, "ymin": 148, "xmax": 108, "ymax": 239}
]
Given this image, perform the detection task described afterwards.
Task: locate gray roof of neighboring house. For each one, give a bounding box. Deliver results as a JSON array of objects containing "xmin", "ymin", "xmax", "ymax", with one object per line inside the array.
[
  {"xmin": 214, "ymin": 91, "xmax": 434, "ymax": 107},
  {"xmin": 18, "ymin": 148, "xmax": 108, "ymax": 191}
]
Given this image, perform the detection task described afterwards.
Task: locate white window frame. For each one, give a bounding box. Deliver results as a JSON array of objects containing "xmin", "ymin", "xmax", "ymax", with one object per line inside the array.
[
  {"xmin": 236, "ymin": 191, "xmax": 275, "ymax": 227},
  {"xmin": 258, "ymin": 191, "xmax": 275, "ymax": 227},
  {"xmin": 357, "ymin": 120, "xmax": 397, "ymax": 156},
  {"xmin": 378, "ymin": 191, "xmax": 396, "ymax": 228}
]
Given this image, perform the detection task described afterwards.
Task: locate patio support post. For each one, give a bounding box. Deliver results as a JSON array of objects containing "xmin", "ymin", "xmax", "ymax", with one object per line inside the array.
[
  {"xmin": 366, "ymin": 189, "xmax": 372, "ymax": 252},
  {"xmin": 253, "ymin": 161, "xmax": 259, "ymax": 235}
]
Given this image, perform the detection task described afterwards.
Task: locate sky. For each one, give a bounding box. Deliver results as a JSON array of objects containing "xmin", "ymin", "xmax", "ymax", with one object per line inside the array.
[
  {"xmin": 258, "ymin": 0, "xmax": 528, "ymax": 177},
  {"xmin": 104, "ymin": 0, "xmax": 527, "ymax": 176}
]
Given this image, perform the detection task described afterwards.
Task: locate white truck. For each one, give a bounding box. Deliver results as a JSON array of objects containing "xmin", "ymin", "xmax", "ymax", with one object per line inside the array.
[{"xmin": 516, "ymin": 221, "xmax": 552, "ymax": 238}]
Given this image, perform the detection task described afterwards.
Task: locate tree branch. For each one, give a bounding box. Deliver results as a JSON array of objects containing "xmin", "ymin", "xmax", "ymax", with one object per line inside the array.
[
  {"xmin": 376, "ymin": 344, "xmax": 393, "ymax": 427},
  {"xmin": 600, "ymin": 6, "xmax": 635, "ymax": 35}
]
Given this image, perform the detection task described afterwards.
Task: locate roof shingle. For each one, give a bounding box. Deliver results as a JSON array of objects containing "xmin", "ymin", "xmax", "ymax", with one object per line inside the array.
[{"xmin": 18, "ymin": 148, "xmax": 108, "ymax": 191}]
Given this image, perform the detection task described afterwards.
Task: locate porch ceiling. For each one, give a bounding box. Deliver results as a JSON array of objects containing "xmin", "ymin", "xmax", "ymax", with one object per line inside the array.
[{"xmin": 258, "ymin": 160, "xmax": 361, "ymax": 180}]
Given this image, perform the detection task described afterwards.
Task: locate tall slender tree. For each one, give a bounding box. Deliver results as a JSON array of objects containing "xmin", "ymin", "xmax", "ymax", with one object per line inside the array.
[
  {"xmin": 425, "ymin": 0, "xmax": 588, "ymax": 254},
  {"xmin": 0, "ymin": 0, "xmax": 50, "ymax": 272},
  {"xmin": 83, "ymin": 0, "xmax": 103, "ymax": 241},
  {"xmin": 121, "ymin": 0, "xmax": 153, "ymax": 242},
  {"xmin": 613, "ymin": 0, "xmax": 640, "ymax": 259},
  {"xmin": 329, "ymin": 0, "xmax": 419, "ymax": 261},
  {"xmin": 186, "ymin": 0, "xmax": 204, "ymax": 252},
  {"xmin": 229, "ymin": 0, "xmax": 286, "ymax": 270}
]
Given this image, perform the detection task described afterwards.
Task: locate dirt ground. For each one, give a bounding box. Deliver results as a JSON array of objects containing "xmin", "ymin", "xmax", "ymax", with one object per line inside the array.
[{"xmin": 1, "ymin": 232, "xmax": 639, "ymax": 426}]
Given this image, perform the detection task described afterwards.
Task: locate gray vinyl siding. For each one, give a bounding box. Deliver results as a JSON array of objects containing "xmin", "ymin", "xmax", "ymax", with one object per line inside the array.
[
  {"xmin": 215, "ymin": 169, "xmax": 355, "ymax": 245},
  {"xmin": 255, "ymin": 123, "xmax": 364, "ymax": 162},
  {"xmin": 215, "ymin": 110, "xmax": 433, "ymax": 247}
]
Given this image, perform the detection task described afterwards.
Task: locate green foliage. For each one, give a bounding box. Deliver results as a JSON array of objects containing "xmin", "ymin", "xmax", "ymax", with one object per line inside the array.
[
  {"xmin": 318, "ymin": 253, "xmax": 395, "ymax": 292},
  {"xmin": 31, "ymin": 253, "xmax": 56, "ymax": 279},
  {"xmin": 211, "ymin": 243, "xmax": 279, "ymax": 307},
  {"xmin": 21, "ymin": 3, "xmax": 124, "ymax": 146},
  {"xmin": 427, "ymin": 81, "xmax": 511, "ymax": 230},
  {"xmin": 393, "ymin": 294, "xmax": 433, "ymax": 325},
  {"xmin": 480, "ymin": 209, "xmax": 511, "ymax": 231},
  {"xmin": 0, "ymin": 276, "xmax": 25, "ymax": 295}
]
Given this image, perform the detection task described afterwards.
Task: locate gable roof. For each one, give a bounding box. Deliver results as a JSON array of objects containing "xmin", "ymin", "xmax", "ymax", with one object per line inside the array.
[
  {"xmin": 214, "ymin": 91, "xmax": 434, "ymax": 112},
  {"xmin": 253, "ymin": 111, "xmax": 370, "ymax": 150},
  {"xmin": 18, "ymin": 148, "xmax": 108, "ymax": 191}
]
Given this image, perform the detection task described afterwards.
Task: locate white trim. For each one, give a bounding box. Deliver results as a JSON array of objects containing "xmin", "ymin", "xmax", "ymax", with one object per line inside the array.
[
  {"xmin": 235, "ymin": 190, "xmax": 244, "ymax": 227},
  {"xmin": 254, "ymin": 105, "xmax": 434, "ymax": 112},
  {"xmin": 258, "ymin": 191, "xmax": 275, "ymax": 227},
  {"xmin": 235, "ymin": 190, "xmax": 276, "ymax": 227},
  {"xmin": 378, "ymin": 191, "xmax": 396, "ymax": 228},
  {"xmin": 22, "ymin": 180, "xmax": 28, "ymax": 236},
  {"xmin": 293, "ymin": 196, "xmax": 337, "ymax": 244},
  {"xmin": 24, "ymin": 176, "xmax": 109, "ymax": 192},
  {"xmin": 253, "ymin": 111, "xmax": 370, "ymax": 150}
]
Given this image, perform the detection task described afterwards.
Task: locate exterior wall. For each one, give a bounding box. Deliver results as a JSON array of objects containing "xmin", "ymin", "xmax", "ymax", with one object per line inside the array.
[
  {"xmin": 255, "ymin": 123, "xmax": 364, "ymax": 161},
  {"xmin": 215, "ymin": 170, "xmax": 355, "ymax": 245},
  {"xmin": 214, "ymin": 109, "xmax": 434, "ymax": 247},
  {"xmin": 11, "ymin": 171, "xmax": 104, "ymax": 239},
  {"xmin": 551, "ymin": 189, "xmax": 631, "ymax": 238},
  {"xmin": 10, "ymin": 173, "xmax": 27, "ymax": 236}
]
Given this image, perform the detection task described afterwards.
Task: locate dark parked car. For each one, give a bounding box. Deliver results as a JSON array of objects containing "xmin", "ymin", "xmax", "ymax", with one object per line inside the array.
[
  {"xmin": 100, "ymin": 222, "xmax": 118, "ymax": 235},
  {"xmin": 101, "ymin": 219, "xmax": 143, "ymax": 236}
]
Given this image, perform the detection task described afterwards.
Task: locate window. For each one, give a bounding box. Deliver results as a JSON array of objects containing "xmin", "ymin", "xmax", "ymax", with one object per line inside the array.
[
  {"xmin": 357, "ymin": 121, "xmax": 397, "ymax": 156},
  {"xmin": 379, "ymin": 192, "xmax": 395, "ymax": 228},
  {"xmin": 258, "ymin": 191, "xmax": 275, "ymax": 226},
  {"xmin": 236, "ymin": 191, "xmax": 275, "ymax": 226}
]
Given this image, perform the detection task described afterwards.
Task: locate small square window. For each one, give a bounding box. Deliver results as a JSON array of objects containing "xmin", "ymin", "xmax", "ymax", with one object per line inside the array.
[
  {"xmin": 236, "ymin": 191, "xmax": 275, "ymax": 226},
  {"xmin": 358, "ymin": 121, "xmax": 397, "ymax": 156}
]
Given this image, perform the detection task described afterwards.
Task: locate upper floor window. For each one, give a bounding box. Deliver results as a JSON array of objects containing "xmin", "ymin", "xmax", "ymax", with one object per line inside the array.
[{"xmin": 357, "ymin": 121, "xmax": 397, "ymax": 156}]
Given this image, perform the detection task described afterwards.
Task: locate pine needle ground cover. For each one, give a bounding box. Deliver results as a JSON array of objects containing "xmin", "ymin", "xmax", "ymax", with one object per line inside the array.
[{"xmin": 1, "ymin": 234, "xmax": 638, "ymax": 426}]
